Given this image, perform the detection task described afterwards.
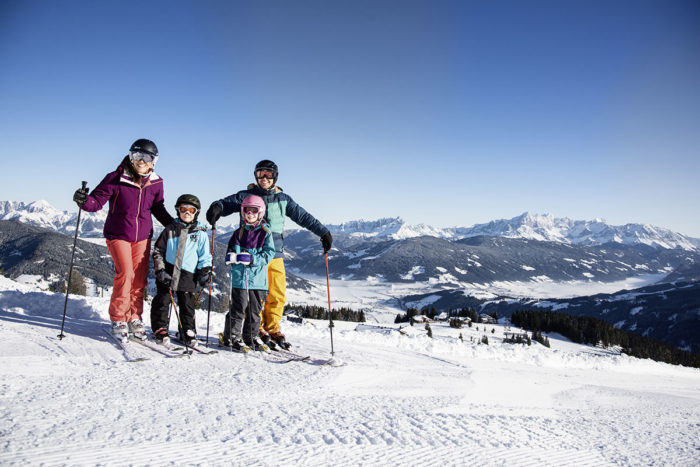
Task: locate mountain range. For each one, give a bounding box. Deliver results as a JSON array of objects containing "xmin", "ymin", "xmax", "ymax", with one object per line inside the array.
[
  {"xmin": 2, "ymin": 200, "xmax": 699, "ymax": 353},
  {"xmin": 2, "ymin": 201, "xmax": 698, "ymax": 250},
  {"xmin": 324, "ymin": 214, "xmax": 700, "ymax": 250}
]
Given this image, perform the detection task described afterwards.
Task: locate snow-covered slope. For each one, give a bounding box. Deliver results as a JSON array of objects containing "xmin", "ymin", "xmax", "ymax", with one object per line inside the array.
[{"xmin": 1, "ymin": 275, "xmax": 698, "ymax": 465}]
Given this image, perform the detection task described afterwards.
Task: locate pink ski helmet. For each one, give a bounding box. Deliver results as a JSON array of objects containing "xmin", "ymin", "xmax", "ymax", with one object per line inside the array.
[{"xmin": 241, "ymin": 195, "xmax": 266, "ymax": 224}]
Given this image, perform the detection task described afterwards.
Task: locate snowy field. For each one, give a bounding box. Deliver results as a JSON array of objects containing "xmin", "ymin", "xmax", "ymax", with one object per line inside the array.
[{"xmin": 1, "ymin": 275, "xmax": 699, "ymax": 466}]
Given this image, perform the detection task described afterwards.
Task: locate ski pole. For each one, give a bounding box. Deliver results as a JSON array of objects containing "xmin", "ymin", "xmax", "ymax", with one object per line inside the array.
[
  {"xmin": 325, "ymin": 252, "xmax": 335, "ymax": 356},
  {"xmin": 228, "ymin": 264, "xmax": 234, "ymax": 352},
  {"xmin": 206, "ymin": 226, "xmax": 216, "ymax": 347},
  {"xmin": 168, "ymin": 289, "xmax": 191, "ymax": 357},
  {"xmin": 58, "ymin": 181, "xmax": 87, "ymax": 340}
]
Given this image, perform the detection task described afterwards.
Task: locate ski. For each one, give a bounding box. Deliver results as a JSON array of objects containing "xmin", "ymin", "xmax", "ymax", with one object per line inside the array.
[
  {"xmin": 169, "ymin": 335, "xmax": 218, "ymax": 355},
  {"xmin": 129, "ymin": 337, "xmax": 190, "ymax": 358},
  {"xmin": 102, "ymin": 326, "xmax": 150, "ymax": 362},
  {"xmin": 214, "ymin": 337, "xmax": 299, "ymax": 363},
  {"xmin": 272, "ymin": 347, "xmax": 311, "ymax": 362}
]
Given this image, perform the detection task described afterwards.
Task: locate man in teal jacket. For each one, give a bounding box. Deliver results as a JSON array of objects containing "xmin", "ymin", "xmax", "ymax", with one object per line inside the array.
[{"xmin": 206, "ymin": 160, "xmax": 332, "ymax": 349}]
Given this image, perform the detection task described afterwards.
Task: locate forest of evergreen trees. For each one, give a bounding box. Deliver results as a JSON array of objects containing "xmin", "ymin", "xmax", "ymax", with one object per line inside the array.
[
  {"xmin": 284, "ymin": 304, "xmax": 366, "ymax": 323},
  {"xmin": 510, "ymin": 310, "xmax": 700, "ymax": 368}
]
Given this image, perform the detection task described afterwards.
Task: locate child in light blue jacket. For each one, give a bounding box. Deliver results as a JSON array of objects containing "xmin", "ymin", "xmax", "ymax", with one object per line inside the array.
[{"xmin": 151, "ymin": 194, "xmax": 212, "ymax": 346}]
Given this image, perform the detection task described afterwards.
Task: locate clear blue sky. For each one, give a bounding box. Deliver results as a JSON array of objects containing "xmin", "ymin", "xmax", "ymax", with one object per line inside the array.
[{"xmin": 1, "ymin": 0, "xmax": 699, "ymax": 236}]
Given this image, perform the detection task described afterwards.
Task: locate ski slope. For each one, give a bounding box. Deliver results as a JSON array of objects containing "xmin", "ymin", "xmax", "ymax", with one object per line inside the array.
[{"xmin": 0, "ymin": 275, "xmax": 699, "ymax": 466}]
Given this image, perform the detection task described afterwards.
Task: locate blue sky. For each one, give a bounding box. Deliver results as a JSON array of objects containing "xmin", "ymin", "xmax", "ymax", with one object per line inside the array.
[{"xmin": 1, "ymin": 0, "xmax": 699, "ymax": 236}]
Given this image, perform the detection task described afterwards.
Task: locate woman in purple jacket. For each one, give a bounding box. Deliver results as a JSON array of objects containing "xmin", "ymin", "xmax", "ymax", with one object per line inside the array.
[{"xmin": 73, "ymin": 139, "xmax": 174, "ymax": 341}]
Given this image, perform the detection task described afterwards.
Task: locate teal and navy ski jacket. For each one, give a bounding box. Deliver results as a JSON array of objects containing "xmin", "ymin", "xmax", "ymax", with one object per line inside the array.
[
  {"xmin": 227, "ymin": 222, "xmax": 275, "ymax": 290},
  {"xmin": 153, "ymin": 219, "xmax": 212, "ymax": 291},
  {"xmin": 215, "ymin": 184, "xmax": 329, "ymax": 259}
]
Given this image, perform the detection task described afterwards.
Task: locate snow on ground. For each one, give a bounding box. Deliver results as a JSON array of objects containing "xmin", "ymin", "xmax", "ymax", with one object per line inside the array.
[{"xmin": 1, "ymin": 275, "xmax": 699, "ymax": 466}]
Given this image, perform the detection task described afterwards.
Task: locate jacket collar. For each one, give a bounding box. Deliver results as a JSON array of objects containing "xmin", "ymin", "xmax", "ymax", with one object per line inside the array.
[
  {"xmin": 248, "ymin": 183, "xmax": 282, "ymax": 195},
  {"xmin": 117, "ymin": 156, "xmax": 160, "ymax": 187}
]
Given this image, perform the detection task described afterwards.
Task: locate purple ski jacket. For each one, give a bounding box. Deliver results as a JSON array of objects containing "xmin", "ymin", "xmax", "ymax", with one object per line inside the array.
[{"xmin": 82, "ymin": 157, "xmax": 174, "ymax": 242}]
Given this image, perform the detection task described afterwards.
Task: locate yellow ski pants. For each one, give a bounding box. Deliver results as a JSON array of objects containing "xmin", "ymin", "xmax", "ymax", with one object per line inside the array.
[{"xmin": 260, "ymin": 257, "xmax": 286, "ymax": 334}]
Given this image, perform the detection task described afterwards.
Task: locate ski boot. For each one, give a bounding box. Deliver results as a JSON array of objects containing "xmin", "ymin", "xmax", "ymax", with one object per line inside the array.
[
  {"xmin": 231, "ymin": 337, "xmax": 251, "ymax": 353},
  {"xmin": 181, "ymin": 329, "xmax": 198, "ymax": 348},
  {"xmin": 128, "ymin": 319, "xmax": 147, "ymax": 340},
  {"xmin": 111, "ymin": 321, "xmax": 128, "ymax": 343},
  {"xmin": 251, "ymin": 336, "xmax": 270, "ymax": 353},
  {"xmin": 220, "ymin": 333, "xmax": 250, "ymax": 352},
  {"xmin": 154, "ymin": 328, "xmax": 170, "ymax": 345},
  {"xmin": 218, "ymin": 333, "xmax": 231, "ymax": 347},
  {"xmin": 270, "ymin": 332, "xmax": 291, "ymax": 350},
  {"xmin": 258, "ymin": 330, "xmax": 277, "ymax": 350}
]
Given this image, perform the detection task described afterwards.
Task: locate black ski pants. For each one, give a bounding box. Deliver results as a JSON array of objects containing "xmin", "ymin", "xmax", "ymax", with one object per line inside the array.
[
  {"xmin": 150, "ymin": 281, "xmax": 196, "ymax": 336},
  {"xmin": 224, "ymin": 288, "xmax": 267, "ymax": 345}
]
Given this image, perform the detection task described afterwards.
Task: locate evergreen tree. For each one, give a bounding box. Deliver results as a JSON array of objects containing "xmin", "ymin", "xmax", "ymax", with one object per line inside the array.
[{"xmin": 57, "ymin": 269, "xmax": 87, "ymax": 296}]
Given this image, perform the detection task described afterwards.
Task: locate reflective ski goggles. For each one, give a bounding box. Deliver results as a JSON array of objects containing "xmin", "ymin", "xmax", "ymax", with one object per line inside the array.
[
  {"xmin": 243, "ymin": 207, "xmax": 259, "ymax": 214},
  {"xmin": 177, "ymin": 205, "xmax": 198, "ymax": 215},
  {"xmin": 255, "ymin": 170, "xmax": 275, "ymax": 180},
  {"xmin": 129, "ymin": 151, "xmax": 156, "ymax": 163}
]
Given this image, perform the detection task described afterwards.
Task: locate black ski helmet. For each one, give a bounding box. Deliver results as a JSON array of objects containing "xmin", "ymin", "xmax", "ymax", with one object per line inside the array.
[
  {"xmin": 254, "ymin": 159, "xmax": 278, "ymax": 183},
  {"xmin": 175, "ymin": 194, "xmax": 201, "ymax": 210},
  {"xmin": 130, "ymin": 138, "xmax": 158, "ymax": 156}
]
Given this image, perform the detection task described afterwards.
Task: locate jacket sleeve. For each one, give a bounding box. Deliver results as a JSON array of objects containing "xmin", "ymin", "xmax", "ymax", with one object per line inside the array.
[
  {"xmin": 152, "ymin": 229, "xmax": 168, "ymax": 272},
  {"xmin": 219, "ymin": 191, "xmax": 247, "ymax": 218},
  {"xmin": 284, "ymin": 195, "xmax": 329, "ymax": 238},
  {"xmin": 81, "ymin": 173, "xmax": 114, "ymax": 213},
  {"xmin": 196, "ymin": 231, "xmax": 213, "ymax": 270},
  {"xmin": 150, "ymin": 183, "xmax": 174, "ymax": 227}
]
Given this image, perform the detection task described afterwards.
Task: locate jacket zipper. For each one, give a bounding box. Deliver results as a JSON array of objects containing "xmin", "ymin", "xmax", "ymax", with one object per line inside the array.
[{"xmin": 135, "ymin": 185, "xmax": 143, "ymax": 242}]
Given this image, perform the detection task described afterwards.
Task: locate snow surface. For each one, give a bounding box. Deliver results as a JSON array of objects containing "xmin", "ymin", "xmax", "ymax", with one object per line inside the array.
[{"xmin": 1, "ymin": 275, "xmax": 699, "ymax": 466}]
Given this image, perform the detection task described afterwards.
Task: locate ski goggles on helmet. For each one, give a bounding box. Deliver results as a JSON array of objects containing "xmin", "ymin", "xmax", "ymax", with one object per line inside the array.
[
  {"xmin": 243, "ymin": 207, "xmax": 259, "ymax": 214},
  {"xmin": 255, "ymin": 170, "xmax": 275, "ymax": 180},
  {"xmin": 177, "ymin": 205, "xmax": 198, "ymax": 215},
  {"xmin": 129, "ymin": 151, "xmax": 156, "ymax": 163}
]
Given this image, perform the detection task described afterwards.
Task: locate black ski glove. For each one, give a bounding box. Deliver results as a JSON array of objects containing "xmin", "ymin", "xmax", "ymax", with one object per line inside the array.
[
  {"xmin": 156, "ymin": 269, "xmax": 172, "ymax": 287},
  {"xmin": 321, "ymin": 231, "xmax": 333, "ymax": 253},
  {"xmin": 73, "ymin": 187, "xmax": 89, "ymax": 207},
  {"xmin": 195, "ymin": 267, "xmax": 212, "ymax": 287},
  {"xmin": 206, "ymin": 202, "xmax": 222, "ymax": 226}
]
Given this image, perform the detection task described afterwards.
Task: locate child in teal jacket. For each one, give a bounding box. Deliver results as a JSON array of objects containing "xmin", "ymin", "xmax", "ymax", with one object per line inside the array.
[{"xmin": 220, "ymin": 195, "xmax": 275, "ymax": 352}]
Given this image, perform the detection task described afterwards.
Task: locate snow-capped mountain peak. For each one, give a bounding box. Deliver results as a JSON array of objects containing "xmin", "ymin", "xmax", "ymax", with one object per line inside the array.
[
  {"xmin": 0, "ymin": 200, "xmax": 106, "ymax": 236},
  {"xmin": 2, "ymin": 200, "xmax": 698, "ymax": 250},
  {"xmin": 326, "ymin": 212, "xmax": 699, "ymax": 250},
  {"xmin": 327, "ymin": 217, "xmax": 446, "ymax": 240}
]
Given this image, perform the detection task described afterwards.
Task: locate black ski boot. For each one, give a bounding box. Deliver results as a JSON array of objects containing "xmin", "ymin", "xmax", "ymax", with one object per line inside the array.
[
  {"xmin": 154, "ymin": 327, "xmax": 170, "ymax": 345},
  {"xmin": 251, "ymin": 337, "xmax": 270, "ymax": 353},
  {"xmin": 259, "ymin": 331, "xmax": 277, "ymax": 350},
  {"xmin": 270, "ymin": 332, "xmax": 291, "ymax": 350}
]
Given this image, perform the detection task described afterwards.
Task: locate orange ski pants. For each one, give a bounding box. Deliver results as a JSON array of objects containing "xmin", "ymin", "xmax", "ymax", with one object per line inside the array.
[{"xmin": 106, "ymin": 238, "xmax": 150, "ymax": 323}]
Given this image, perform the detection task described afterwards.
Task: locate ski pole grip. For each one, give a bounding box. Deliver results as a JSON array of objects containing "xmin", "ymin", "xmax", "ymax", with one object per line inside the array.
[{"xmin": 81, "ymin": 180, "xmax": 88, "ymax": 194}]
